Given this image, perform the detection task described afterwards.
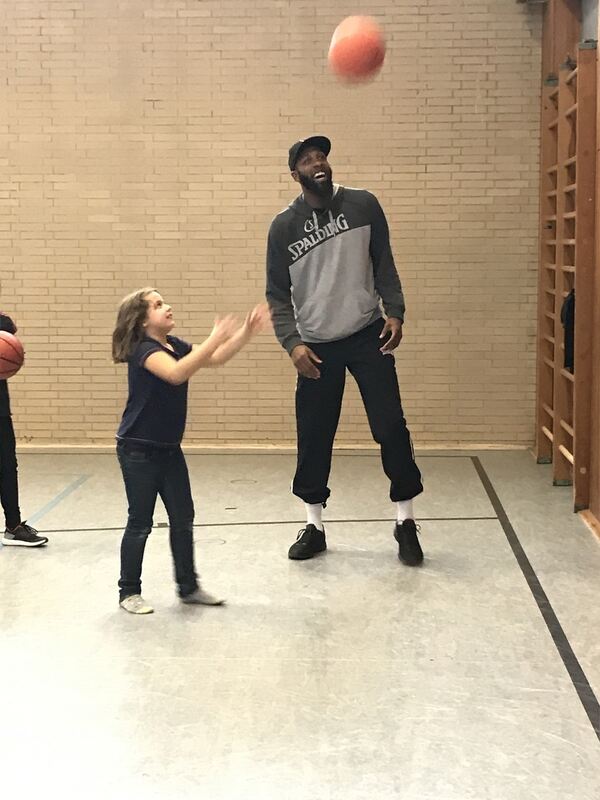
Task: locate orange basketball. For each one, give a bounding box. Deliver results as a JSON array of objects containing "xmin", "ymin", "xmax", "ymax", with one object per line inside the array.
[
  {"xmin": 0, "ymin": 331, "xmax": 25, "ymax": 379},
  {"xmin": 328, "ymin": 16, "xmax": 386, "ymax": 83}
]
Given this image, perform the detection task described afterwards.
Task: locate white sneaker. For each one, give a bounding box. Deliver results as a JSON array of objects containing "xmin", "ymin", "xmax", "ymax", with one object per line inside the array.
[
  {"xmin": 180, "ymin": 587, "xmax": 225, "ymax": 606},
  {"xmin": 119, "ymin": 594, "xmax": 154, "ymax": 614}
]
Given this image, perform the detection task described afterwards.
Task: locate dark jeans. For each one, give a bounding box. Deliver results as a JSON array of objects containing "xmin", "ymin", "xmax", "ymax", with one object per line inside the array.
[
  {"xmin": 0, "ymin": 416, "xmax": 21, "ymax": 529},
  {"xmin": 293, "ymin": 319, "xmax": 423, "ymax": 506},
  {"xmin": 117, "ymin": 440, "xmax": 198, "ymax": 601}
]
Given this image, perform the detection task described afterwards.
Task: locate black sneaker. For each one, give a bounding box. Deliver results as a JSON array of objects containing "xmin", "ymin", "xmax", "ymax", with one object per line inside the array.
[
  {"xmin": 2, "ymin": 522, "xmax": 48, "ymax": 548},
  {"xmin": 394, "ymin": 519, "xmax": 423, "ymax": 566},
  {"xmin": 288, "ymin": 524, "xmax": 327, "ymax": 560}
]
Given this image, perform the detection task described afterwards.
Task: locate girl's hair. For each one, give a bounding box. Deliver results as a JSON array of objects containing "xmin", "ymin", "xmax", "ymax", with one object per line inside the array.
[{"xmin": 112, "ymin": 287, "xmax": 157, "ymax": 363}]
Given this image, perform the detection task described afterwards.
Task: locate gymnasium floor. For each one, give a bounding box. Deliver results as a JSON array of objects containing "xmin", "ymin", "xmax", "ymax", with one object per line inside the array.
[{"xmin": 1, "ymin": 450, "xmax": 599, "ymax": 799}]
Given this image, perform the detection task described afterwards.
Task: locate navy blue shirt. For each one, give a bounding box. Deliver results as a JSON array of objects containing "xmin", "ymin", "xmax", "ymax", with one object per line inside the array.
[
  {"xmin": 117, "ymin": 335, "xmax": 193, "ymax": 447},
  {"xmin": 0, "ymin": 313, "xmax": 17, "ymax": 417}
]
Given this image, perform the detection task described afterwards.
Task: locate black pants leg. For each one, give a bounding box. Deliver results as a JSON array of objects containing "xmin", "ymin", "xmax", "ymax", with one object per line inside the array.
[
  {"xmin": 158, "ymin": 447, "xmax": 198, "ymax": 598},
  {"xmin": 293, "ymin": 343, "xmax": 346, "ymax": 505},
  {"xmin": 347, "ymin": 321, "xmax": 423, "ymax": 502},
  {"xmin": 0, "ymin": 416, "xmax": 21, "ymax": 529},
  {"xmin": 117, "ymin": 441, "xmax": 160, "ymax": 600}
]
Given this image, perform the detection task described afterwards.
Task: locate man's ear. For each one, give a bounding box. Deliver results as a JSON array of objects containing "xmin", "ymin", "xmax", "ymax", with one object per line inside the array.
[{"xmin": 291, "ymin": 170, "xmax": 300, "ymax": 184}]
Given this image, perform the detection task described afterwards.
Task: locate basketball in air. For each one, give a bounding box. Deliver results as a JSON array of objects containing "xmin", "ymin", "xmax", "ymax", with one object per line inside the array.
[{"xmin": 328, "ymin": 16, "xmax": 386, "ymax": 83}]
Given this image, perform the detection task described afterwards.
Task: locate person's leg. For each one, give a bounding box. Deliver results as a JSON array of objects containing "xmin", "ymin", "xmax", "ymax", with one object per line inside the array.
[
  {"xmin": 293, "ymin": 343, "xmax": 346, "ymax": 506},
  {"xmin": 347, "ymin": 321, "xmax": 424, "ymax": 565},
  {"xmin": 0, "ymin": 416, "xmax": 22, "ymax": 529},
  {"xmin": 117, "ymin": 441, "xmax": 160, "ymax": 604},
  {"xmin": 289, "ymin": 342, "xmax": 346, "ymax": 559},
  {"xmin": 158, "ymin": 446, "xmax": 199, "ymax": 599},
  {"xmin": 0, "ymin": 416, "xmax": 48, "ymax": 547},
  {"xmin": 347, "ymin": 321, "xmax": 423, "ymax": 503}
]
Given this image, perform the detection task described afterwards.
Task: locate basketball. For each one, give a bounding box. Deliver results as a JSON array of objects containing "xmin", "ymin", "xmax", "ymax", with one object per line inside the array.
[
  {"xmin": 0, "ymin": 331, "xmax": 25, "ymax": 379},
  {"xmin": 328, "ymin": 16, "xmax": 386, "ymax": 83}
]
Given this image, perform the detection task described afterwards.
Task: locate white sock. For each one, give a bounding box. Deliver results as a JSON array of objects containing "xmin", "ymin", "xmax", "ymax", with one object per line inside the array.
[
  {"xmin": 305, "ymin": 503, "xmax": 324, "ymax": 531},
  {"xmin": 396, "ymin": 499, "xmax": 414, "ymax": 523}
]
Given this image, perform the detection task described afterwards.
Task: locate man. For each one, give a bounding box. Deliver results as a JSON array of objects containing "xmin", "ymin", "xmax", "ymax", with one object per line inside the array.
[
  {"xmin": 266, "ymin": 135, "xmax": 423, "ymax": 564},
  {"xmin": 0, "ymin": 312, "xmax": 48, "ymax": 547}
]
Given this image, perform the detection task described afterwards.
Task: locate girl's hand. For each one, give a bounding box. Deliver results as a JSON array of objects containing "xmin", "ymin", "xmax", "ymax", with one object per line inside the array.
[
  {"xmin": 210, "ymin": 314, "xmax": 239, "ymax": 345},
  {"xmin": 243, "ymin": 304, "xmax": 272, "ymax": 336}
]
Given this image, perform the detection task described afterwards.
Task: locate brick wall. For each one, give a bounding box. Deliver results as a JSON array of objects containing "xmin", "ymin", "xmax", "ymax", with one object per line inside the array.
[{"xmin": 0, "ymin": 0, "xmax": 542, "ymax": 447}]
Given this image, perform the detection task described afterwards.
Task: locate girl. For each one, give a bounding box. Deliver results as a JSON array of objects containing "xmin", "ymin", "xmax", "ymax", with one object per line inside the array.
[{"xmin": 112, "ymin": 288, "xmax": 269, "ymax": 614}]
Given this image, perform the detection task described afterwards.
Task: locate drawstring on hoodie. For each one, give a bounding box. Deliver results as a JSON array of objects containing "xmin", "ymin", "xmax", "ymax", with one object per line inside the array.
[{"xmin": 311, "ymin": 208, "xmax": 337, "ymax": 236}]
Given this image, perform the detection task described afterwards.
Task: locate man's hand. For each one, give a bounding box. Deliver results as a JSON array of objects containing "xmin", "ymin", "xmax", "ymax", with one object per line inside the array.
[
  {"xmin": 379, "ymin": 317, "xmax": 403, "ymax": 353},
  {"xmin": 291, "ymin": 344, "xmax": 322, "ymax": 379}
]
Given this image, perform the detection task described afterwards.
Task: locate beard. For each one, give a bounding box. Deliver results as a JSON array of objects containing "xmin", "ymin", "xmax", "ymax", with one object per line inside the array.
[{"xmin": 298, "ymin": 168, "xmax": 334, "ymax": 199}]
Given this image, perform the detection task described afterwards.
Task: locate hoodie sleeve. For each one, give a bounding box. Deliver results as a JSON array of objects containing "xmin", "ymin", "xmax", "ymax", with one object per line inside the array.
[
  {"xmin": 266, "ymin": 222, "xmax": 303, "ymax": 355},
  {"xmin": 0, "ymin": 313, "xmax": 17, "ymax": 335},
  {"xmin": 368, "ymin": 194, "xmax": 405, "ymax": 322}
]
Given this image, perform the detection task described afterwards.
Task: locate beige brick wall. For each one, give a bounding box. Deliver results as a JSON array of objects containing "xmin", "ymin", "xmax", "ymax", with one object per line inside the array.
[{"xmin": 0, "ymin": 0, "xmax": 542, "ymax": 447}]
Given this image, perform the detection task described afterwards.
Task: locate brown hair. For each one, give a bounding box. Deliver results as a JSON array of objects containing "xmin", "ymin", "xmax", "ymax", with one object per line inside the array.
[{"xmin": 112, "ymin": 287, "xmax": 157, "ymax": 363}]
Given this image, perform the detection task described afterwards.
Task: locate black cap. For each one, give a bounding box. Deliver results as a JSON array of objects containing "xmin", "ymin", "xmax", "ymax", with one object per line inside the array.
[{"xmin": 288, "ymin": 136, "xmax": 331, "ymax": 171}]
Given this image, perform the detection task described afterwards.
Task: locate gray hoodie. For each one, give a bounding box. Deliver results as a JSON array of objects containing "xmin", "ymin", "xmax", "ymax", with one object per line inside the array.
[{"xmin": 266, "ymin": 185, "xmax": 405, "ymax": 354}]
